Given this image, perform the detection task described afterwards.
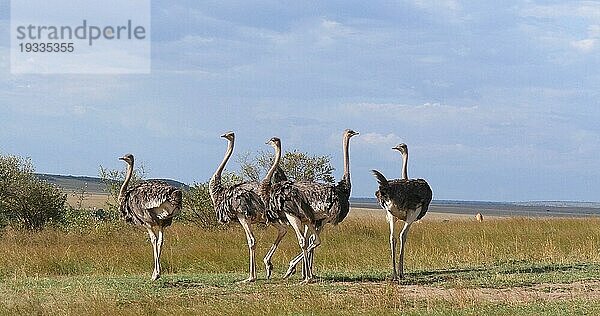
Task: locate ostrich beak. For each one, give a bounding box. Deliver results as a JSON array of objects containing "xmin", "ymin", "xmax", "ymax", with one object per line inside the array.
[
  {"xmin": 220, "ymin": 131, "xmax": 234, "ymax": 138},
  {"xmin": 118, "ymin": 156, "xmax": 125, "ymax": 161}
]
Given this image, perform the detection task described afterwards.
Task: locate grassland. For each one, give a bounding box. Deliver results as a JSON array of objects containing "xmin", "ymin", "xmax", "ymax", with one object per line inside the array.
[{"xmin": 1, "ymin": 210, "xmax": 600, "ymax": 315}]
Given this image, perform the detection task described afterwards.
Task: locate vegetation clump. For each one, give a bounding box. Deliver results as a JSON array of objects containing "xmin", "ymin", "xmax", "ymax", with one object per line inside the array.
[{"xmin": 0, "ymin": 155, "xmax": 66, "ymax": 230}]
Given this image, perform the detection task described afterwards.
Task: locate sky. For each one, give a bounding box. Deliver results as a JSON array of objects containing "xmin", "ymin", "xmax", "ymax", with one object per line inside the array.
[{"xmin": 1, "ymin": 1, "xmax": 600, "ymax": 201}]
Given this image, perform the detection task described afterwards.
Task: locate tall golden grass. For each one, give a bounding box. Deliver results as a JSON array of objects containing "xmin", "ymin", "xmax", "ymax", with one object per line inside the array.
[
  {"xmin": 2, "ymin": 213, "xmax": 600, "ymax": 315},
  {"xmin": 1, "ymin": 213, "xmax": 599, "ymax": 279}
]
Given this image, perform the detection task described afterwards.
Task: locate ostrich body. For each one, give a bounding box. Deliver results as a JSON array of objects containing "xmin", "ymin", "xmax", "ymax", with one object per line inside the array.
[
  {"xmin": 118, "ymin": 154, "xmax": 182, "ymax": 281},
  {"xmin": 371, "ymin": 143, "xmax": 432, "ymax": 281},
  {"xmin": 209, "ymin": 132, "xmax": 288, "ymax": 282},
  {"xmin": 476, "ymin": 213, "xmax": 484, "ymax": 222},
  {"xmin": 260, "ymin": 137, "xmax": 320, "ymax": 283},
  {"xmin": 283, "ymin": 129, "xmax": 359, "ymax": 278}
]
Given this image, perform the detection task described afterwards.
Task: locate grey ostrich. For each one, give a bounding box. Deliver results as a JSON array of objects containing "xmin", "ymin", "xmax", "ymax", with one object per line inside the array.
[
  {"xmin": 118, "ymin": 154, "xmax": 182, "ymax": 281},
  {"xmin": 371, "ymin": 143, "xmax": 432, "ymax": 281},
  {"xmin": 283, "ymin": 129, "xmax": 359, "ymax": 279},
  {"xmin": 209, "ymin": 131, "xmax": 288, "ymax": 282},
  {"xmin": 260, "ymin": 137, "xmax": 320, "ymax": 283}
]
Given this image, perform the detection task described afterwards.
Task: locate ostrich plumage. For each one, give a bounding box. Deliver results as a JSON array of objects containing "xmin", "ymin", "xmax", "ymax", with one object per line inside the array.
[
  {"xmin": 372, "ymin": 171, "xmax": 432, "ymax": 221},
  {"xmin": 260, "ymin": 136, "xmax": 320, "ymax": 283},
  {"xmin": 210, "ymin": 180, "xmax": 265, "ymax": 225},
  {"xmin": 371, "ymin": 143, "xmax": 432, "ymax": 281},
  {"xmin": 209, "ymin": 131, "xmax": 289, "ymax": 282},
  {"xmin": 283, "ymin": 129, "xmax": 359, "ymax": 278},
  {"xmin": 118, "ymin": 154, "xmax": 182, "ymax": 281},
  {"xmin": 119, "ymin": 180, "xmax": 182, "ymax": 227}
]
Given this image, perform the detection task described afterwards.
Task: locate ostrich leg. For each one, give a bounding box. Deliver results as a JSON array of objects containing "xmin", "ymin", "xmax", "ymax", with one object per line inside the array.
[
  {"xmin": 263, "ymin": 221, "xmax": 287, "ymax": 279},
  {"xmin": 387, "ymin": 212, "xmax": 399, "ymax": 281},
  {"xmin": 146, "ymin": 227, "xmax": 161, "ymax": 281},
  {"xmin": 238, "ymin": 215, "xmax": 257, "ymax": 282},
  {"xmin": 397, "ymin": 222, "xmax": 412, "ymax": 279}
]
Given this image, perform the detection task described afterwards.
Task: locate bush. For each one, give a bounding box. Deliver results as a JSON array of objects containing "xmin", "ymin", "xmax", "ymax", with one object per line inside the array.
[
  {"xmin": 57, "ymin": 205, "xmax": 122, "ymax": 233},
  {"xmin": 180, "ymin": 182, "xmax": 214, "ymax": 228},
  {"xmin": 0, "ymin": 155, "xmax": 66, "ymax": 230},
  {"xmin": 179, "ymin": 172, "xmax": 241, "ymax": 229}
]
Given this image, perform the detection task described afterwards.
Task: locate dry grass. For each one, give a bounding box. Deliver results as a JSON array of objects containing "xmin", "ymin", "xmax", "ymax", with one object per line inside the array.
[{"xmin": 1, "ymin": 211, "xmax": 600, "ymax": 315}]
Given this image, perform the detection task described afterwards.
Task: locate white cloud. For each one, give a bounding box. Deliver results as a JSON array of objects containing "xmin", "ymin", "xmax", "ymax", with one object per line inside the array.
[
  {"xmin": 571, "ymin": 38, "xmax": 597, "ymax": 53},
  {"xmin": 356, "ymin": 132, "xmax": 403, "ymax": 146},
  {"xmin": 343, "ymin": 102, "xmax": 479, "ymax": 124}
]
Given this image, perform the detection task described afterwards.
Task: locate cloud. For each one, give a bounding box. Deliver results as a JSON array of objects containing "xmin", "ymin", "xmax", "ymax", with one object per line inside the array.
[
  {"xmin": 571, "ymin": 38, "xmax": 597, "ymax": 53},
  {"xmin": 343, "ymin": 102, "xmax": 479, "ymax": 125},
  {"xmin": 356, "ymin": 132, "xmax": 403, "ymax": 146}
]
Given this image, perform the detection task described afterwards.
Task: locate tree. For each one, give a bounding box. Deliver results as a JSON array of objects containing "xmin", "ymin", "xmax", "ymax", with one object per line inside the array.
[
  {"xmin": 236, "ymin": 150, "xmax": 335, "ymax": 183},
  {"xmin": 0, "ymin": 155, "xmax": 66, "ymax": 230}
]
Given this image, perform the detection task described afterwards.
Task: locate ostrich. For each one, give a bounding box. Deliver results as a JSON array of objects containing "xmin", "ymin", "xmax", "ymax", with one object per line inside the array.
[
  {"xmin": 476, "ymin": 213, "xmax": 484, "ymax": 222},
  {"xmin": 209, "ymin": 131, "xmax": 288, "ymax": 282},
  {"xmin": 118, "ymin": 154, "xmax": 182, "ymax": 281},
  {"xmin": 371, "ymin": 143, "xmax": 432, "ymax": 281},
  {"xmin": 283, "ymin": 129, "xmax": 359, "ymax": 279},
  {"xmin": 260, "ymin": 137, "xmax": 320, "ymax": 283}
]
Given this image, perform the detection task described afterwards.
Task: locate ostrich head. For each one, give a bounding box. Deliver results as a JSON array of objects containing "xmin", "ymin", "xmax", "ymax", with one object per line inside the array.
[
  {"xmin": 344, "ymin": 129, "xmax": 359, "ymax": 138},
  {"xmin": 119, "ymin": 154, "xmax": 134, "ymax": 165},
  {"xmin": 220, "ymin": 131, "xmax": 235, "ymax": 141},
  {"xmin": 392, "ymin": 143, "xmax": 408, "ymax": 155},
  {"xmin": 266, "ymin": 137, "xmax": 281, "ymax": 148}
]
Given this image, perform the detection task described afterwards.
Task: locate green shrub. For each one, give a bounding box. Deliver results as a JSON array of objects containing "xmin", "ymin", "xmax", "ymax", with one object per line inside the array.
[
  {"xmin": 57, "ymin": 206, "xmax": 121, "ymax": 233},
  {"xmin": 179, "ymin": 172, "xmax": 241, "ymax": 229},
  {"xmin": 0, "ymin": 155, "xmax": 66, "ymax": 230}
]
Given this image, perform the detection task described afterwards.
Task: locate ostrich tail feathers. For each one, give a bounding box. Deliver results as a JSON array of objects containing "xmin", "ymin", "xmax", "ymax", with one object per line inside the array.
[{"xmin": 371, "ymin": 170, "xmax": 388, "ymax": 186}]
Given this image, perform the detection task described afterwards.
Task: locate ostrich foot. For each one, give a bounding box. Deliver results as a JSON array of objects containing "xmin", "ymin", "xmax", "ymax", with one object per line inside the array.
[
  {"xmin": 283, "ymin": 266, "xmax": 296, "ymax": 279},
  {"xmin": 237, "ymin": 277, "xmax": 256, "ymax": 284},
  {"xmin": 264, "ymin": 262, "xmax": 273, "ymax": 280},
  {"xmin": 151, "ymin": 272, "xmax": 161, "ymax": 281},
  {"xmin": 299, "ymin": 277, "xmax": 315, "ymax": 285}
]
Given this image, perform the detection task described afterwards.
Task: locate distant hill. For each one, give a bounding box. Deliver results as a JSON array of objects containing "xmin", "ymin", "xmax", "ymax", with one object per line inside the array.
[{"xmin": 35, "ymin": 173, "xmax": 188, "ymax": 194}]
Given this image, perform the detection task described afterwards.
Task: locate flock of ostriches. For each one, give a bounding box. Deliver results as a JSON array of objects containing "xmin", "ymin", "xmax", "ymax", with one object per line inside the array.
[{"xmin": 118, "ymin": 129, "xmax": 432, "ymax": 283}]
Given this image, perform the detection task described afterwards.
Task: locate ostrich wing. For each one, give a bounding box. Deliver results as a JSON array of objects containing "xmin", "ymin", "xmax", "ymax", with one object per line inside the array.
[
  {"xmin": 270, "ymin": 181, "xmax": 315, "ymax": 223},
  {"xmin": 214, "ymin": 182, "xmax": 265, "ymax": 224},
  {"xmin": 121, "ymin": 180, "xmax": 182, "ymax": 226},
  {"xmin": 372, "ymin": 170, "xmax": 432, "ymax": 221},
  {"xmin": 294, "ymin": 180, "xmax": 351, "ymax": 225}
]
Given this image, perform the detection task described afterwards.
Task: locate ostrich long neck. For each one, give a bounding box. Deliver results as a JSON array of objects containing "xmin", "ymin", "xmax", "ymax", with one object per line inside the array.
[
  {"xmin": 265, "ymin": 144, "xmax": 282, "ymax": 185},
  {"xmin": 401, "ymin": 150, "xmax": 408, "ymax": 180},
  {"xmin": 118, "ymin": 162, "xmax": 133, "ymax": 202},
  {"xmin": 342, "ymin": 134, "xmax": 351, "ymax": 185},
  {"xmin": 210, "ymin": 138, "xmax": 234, "ymax": 193}
]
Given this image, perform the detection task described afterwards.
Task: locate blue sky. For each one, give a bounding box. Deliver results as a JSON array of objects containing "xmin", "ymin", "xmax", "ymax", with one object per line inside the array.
[{"xmin": 1, "ymin": 1, "xmax": 600, "ymax": 201}]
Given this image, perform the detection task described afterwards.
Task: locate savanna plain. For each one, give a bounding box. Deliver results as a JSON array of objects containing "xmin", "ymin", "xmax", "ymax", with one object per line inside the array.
[{"xmin": 2, "ymin": 203, "xmax": 600, "ymax": 315}]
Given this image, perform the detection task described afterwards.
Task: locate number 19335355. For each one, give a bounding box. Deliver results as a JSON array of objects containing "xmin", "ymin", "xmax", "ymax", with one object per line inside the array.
[{"xmin": 18, "ymin": 42, "xmax": 74, "ymax": 53}]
